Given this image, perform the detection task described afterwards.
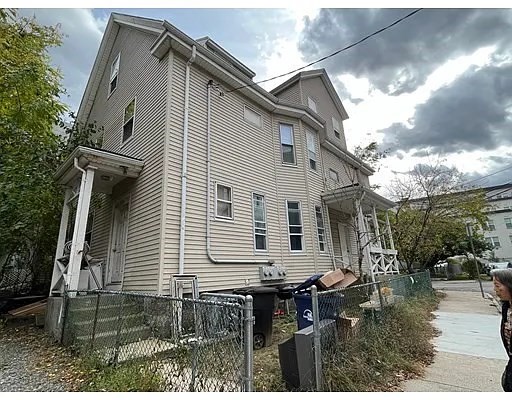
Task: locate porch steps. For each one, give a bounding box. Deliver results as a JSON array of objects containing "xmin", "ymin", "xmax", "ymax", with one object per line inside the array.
[
  {"xmin": 65, "ymin": 294, "xmax": 153, "ymax": 350},
  {"xmin": 75, "ymin": 325, "xmax": 152, "ymax": 349}
]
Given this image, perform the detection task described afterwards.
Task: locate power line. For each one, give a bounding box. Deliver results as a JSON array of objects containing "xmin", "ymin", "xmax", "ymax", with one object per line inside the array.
[
  {"xmin": 226, "ymin": 8, "xmax": 424, "ymax": 94},
  {"xmin": 461, "ymin": 163, "xmax": 512, "ymax": 186}
]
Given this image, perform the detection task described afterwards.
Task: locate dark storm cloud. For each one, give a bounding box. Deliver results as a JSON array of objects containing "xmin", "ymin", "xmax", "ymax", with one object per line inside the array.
[
  {"xmin": 380, "ymin": 63, "xmax": 512, "ymax": 154},
  {"xmin": 299, "ymin": 9, "xmax": 512, "ymax": 96}
]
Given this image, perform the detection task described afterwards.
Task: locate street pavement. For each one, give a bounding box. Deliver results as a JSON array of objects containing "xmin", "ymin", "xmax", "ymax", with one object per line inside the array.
[
  {"xmin": 431, "ymin": 279, "xmax": 493, "ymax": 293},
  {"xmin": 403, "ymin": 289, "xmax": 508, "ymax": 392}
]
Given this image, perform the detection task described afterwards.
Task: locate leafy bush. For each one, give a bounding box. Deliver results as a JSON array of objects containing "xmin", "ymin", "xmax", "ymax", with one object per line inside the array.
[{"xmin": 461, "ymin": 259, "xmax": 483, "ymax": 280}]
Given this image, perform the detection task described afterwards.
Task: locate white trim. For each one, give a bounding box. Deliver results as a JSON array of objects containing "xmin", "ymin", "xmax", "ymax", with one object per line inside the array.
[
  {"xmin": 251, "ymin": 192, "xmax": 268, "ymax": 253},
  {"xmin": 286, "ymin": 200, "xmax": 304, "ymax": 253},
  {"xmin": 105, "ymin": 194, "xmax": 131, "ymax": 288},
  {"xmin": 315, "ymin": 205, "xmax": 327, "ymax": 254},
  {"xmin": 306, "ymin": 129, "xmax": 318, "ymax": 172},
  {"xmin": 121, "ymin": 97, "xmax": 137, "ymax": 147},
  {"xmin": 279, "ymin": 122, "xmax": 296, "ymax": 166},
  {"xmin": 214, "ymin": 182, "xmax": 234, "ymax": 220},
  {"xmin": 243, "ymin": 105, "xmax": 262, "ymax": 129},
  {"xmin": 108, "ymin": 52, "xmax": 120, "ymax": 97},
  {"xmin": 307, "ymin": 96, "xmax": 317, "ymax": 113}
]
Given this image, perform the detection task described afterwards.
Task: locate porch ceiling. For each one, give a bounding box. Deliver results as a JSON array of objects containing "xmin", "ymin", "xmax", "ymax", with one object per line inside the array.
[
  {"xmin": 54, "ymin": 146, "xmax": 144, "ymax": 194},
  {"xmin": 322, "ymin": 184, "xmax": 396, "ymax": 213}
]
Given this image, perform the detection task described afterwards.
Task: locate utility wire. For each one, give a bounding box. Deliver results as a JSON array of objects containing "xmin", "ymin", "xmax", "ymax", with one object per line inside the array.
[
  {"xmin": 226, "ymin": 8, "xmax": 423, "ymax": 94},
  {"xmin": 461, "ymin": 163, "xmax": 512, "ymax": 187}
]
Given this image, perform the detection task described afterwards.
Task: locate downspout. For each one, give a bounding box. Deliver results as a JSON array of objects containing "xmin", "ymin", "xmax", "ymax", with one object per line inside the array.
[
  {"xmin": 206, "ymin": 80, "xmax": 273, "ymax": 265},
  {"xmin": 178, "ymin": 45, "xmax": 196, "ymax": 275}
]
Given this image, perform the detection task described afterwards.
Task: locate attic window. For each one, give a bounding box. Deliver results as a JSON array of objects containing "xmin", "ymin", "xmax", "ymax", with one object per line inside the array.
[
  {"xmin": 307, "ymin": 97, "xmax": 317, "ymax": 112},
  {"xmin": 244, "ymin": 106, "xmax": 262, "ymax": 128},
  {"xmin": 332, "ymin": 117, "xmax": 341, "ymax": 139},
  {"xmin": 110, "ymin": 53, "xmax": 120, "ymax": 95}
]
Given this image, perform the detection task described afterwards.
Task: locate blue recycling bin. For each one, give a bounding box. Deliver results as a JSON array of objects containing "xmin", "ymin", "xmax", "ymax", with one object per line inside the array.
[{"xmin": 293, "ymin": 291, "xmax": 344, "ymax": 330}]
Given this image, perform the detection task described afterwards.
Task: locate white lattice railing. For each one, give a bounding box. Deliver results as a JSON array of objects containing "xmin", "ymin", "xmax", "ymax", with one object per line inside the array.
[{"xmin": 370, "ymin": 247, "xmax": 400, "ymax": 275}]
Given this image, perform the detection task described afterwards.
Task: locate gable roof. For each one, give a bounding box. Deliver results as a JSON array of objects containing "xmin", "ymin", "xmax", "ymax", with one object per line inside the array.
[{"xmin": 270, "ymin": 69, "xmax": 349, "ymax": 121}]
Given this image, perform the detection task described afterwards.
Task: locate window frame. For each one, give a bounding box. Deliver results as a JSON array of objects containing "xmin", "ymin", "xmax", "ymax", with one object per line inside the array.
[
  {"xmin": 306, "ymin": 129, "xmax": 317, "ymax": 171},
  {"xmin": 215, "ymin": 183, "xmax": 234, "ymax": 220},
  {"xmin": 279, "ymin": 123, "xmax": 296, "ymax": 165},
  {"xmin": 332, "ymin": 116, "xmax": 341, "ymax": 139},
  {"xmin": 109, "ymin": 53, "xmax": 120, "ymax": 96},
  {"xmin": 329, "ymin": 168, "xmax": 339, "ymax": 183},
  {"xmin": 307, "ymin": 96, "xmax": 317, "ymax": 112},
  {"xmin": 486, "ymin": 219, "xmax": 496, "ymax": 231},
  {"xmin": 505, "ymin": 217, "xmax": 512, "ymax": 229},
  {"xmin": 243, "ymin": 105, "xmax": 262, "ymax": 128},
  {"xmin": 286, "ymin": 200, "xmax": 304, "ymax": 253},
  {"xmin": 252, "ymin": 193, "xmax": 268, "ymax": 252},
  {"xmin": 487, "ymin": 236, "xmax": 501, "ymax": 248},
  {"xmin": 315, "ymin": 205, "xmax": 326, "ymax": 253},
  {"xmin": 121, "ymin": 98, "xmax": 136, "ymax": 146}
]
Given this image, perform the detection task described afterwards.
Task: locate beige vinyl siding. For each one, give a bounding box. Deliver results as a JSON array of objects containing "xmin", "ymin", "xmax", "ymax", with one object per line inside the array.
[
  {"xmin": 321, "ymin": 148, "xmax": 358, "ymax": 190},
  {"xmin": 274, "ymin": 82, "xmax": 301, "ymax": 104},
  {"xmin": 89, "ymin": 194, "xmax": 112, "ymax": 264},
  {"xmin": 301, "ymin": 77, "xmax": 348, "ymax": 149},
  {"xmin": 86, "ymin": 26, "xmax": 166, "ymax": 293},
  {"xmin": 163, "ymin": 54, "xmax": 281, "ymax": 291}
]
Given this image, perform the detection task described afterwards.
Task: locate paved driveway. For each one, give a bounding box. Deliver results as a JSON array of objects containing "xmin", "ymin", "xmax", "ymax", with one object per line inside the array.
[{"xmin": 432, "ymin": 279, "xmax": 493, "ymax": 294}]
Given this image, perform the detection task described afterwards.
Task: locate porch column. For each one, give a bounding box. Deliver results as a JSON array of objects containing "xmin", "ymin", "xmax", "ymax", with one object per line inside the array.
[
  {"xmin": 66, "ymin": 167, "xmax": 95, "ymax": 292},
  {"xmin": 372, "ymin": 205, "xmax": 386, "ymax": 274},
  {"xmin": 356, "ymin": 198, "xmax": 374, "ymax": 282},
  {"xmin": 385, "ymin": 211, "xmax": 395, "ymax": 250},
  {"xmin": 49, "ymin": 188, "xmax": 72, "ymax": 295}
]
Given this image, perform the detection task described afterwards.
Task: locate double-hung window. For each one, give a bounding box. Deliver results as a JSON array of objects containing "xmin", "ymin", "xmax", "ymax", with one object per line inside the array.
[
  {"xmin": 486, "ymin": 219, "xmax": 496, "ymax": 231},
  {"xmin": 122, "ymin": 99, "xmax": 135, "ymax": 143},
  {"xmin": 306, "ymin": 130, "xmax": 317, "ymax": 171},
  {"xmin": 505, "ymin": 217, "xmax": 512, "ymax": 229},
  {"xmin": 252, "ymin": 194, "xmax": 267, "ymax": 251},
  {"xmin": 332, "ymin": 117, "xmax": 341, "ymax": 139},
  {"xmin": 287, "ymin": 201, "xmax": 303, "ymax": 252},
  {"xmin": 329, "ymin": 168, "xmax": 339, "ymax": 183},
  {"xmin": 110, "ymin": 54, "xmax": 120, "ymax": 95},
  {"xmin": 280, "ymin": 123, "xmax": 295, "ymax": 164},
  {"xmin": 216, "ymin": 184, "xmax": 233, "ymax": 219},
  {"xmin": 315, "ymin": 206, "xmax": 326, "ymax": 252},
  {"xmin": 486, "ymin": 236, "xmax": 501, "ymax": 248}
]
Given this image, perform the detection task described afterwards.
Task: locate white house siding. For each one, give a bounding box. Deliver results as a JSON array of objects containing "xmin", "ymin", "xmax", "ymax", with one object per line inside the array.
[
  {"xmin": 161, "ymin": 54, "xmax": 341, "ymax": 292},
  {"xmin": 300, "ymin": 77, "xmax": 348, "ymax": 150},
  {"xmin": 483, "ymin": 188, "xmax": 512, "ymax": 261},
  {"xmin": 275, "ymin": 82, "xmax": 302, "ymax": 104},
  {"xmin": 87, "ymin": 26, "xmax": 166, "ymax": 293}
]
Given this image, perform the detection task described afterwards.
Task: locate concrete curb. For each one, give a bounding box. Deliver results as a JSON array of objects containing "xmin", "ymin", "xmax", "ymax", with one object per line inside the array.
[{"xmin": 485, "ymin": 292, "xmax": 502, "ymax": 314}]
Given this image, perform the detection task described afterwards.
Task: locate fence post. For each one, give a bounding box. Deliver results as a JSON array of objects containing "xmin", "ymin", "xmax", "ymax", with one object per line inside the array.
[
  {"xmin": 60, "ymin": 290, "xmax": 70, "ymax": 344},
  {"xmin": 90, "ymin": 292, "xmax": 101, "ymax": 350},
  {"xmin": 376, "ymin": 281, "xmax": 384, "ymax": 310},
  {"xmin": 243, "ymin": 295, "xmax": 254, "ymax": 392},
  {"xmin": 311, "ymin": 285, "xmax": 322, "ymax": 391},
  {"xmin": 112, "ymin": 295, "xmax": 125, "ymax": 365}
]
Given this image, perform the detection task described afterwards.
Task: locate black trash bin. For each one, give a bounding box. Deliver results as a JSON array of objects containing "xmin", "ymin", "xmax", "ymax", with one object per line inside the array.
[{"xmin": 233, "ymin": 286, "xmax": 278, "ymax": 349}]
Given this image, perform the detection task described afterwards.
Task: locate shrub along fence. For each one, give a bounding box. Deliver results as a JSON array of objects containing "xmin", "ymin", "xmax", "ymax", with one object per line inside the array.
[
  {"xmin": 61, "ymin": 290, "xmax": 254, "ymax": 392},
  {"xmin": 310, "ymin": 271, "xmax": 433, "ymax": 391}
]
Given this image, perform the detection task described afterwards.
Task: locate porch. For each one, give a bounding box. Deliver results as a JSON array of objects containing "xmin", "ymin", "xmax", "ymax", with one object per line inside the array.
[
  {"xmin": 49, "ymin": 146, "xmax": 144, "ymax": 296},
  {"xmin": 322, "ymin": 184, "xmax": 399, "ymax": 279}
]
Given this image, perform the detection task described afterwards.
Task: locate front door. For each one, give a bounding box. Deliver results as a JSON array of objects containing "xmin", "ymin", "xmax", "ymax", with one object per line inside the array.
[
  {"xmin": 108, "ymin": 199, "xmax": 129, "ymax": 285},
  {"xmin": 338, "ymin": 223, "xmax": 351, "ymax": 267}
]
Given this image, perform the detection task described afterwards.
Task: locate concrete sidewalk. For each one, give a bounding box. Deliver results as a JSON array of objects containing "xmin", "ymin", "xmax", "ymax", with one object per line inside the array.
[{"xmin": 403, "ymin": 290, "xmax": 508, "ymax": 392}]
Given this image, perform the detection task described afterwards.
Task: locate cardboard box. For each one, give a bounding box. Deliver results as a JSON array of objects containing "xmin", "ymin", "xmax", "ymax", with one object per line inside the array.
[
  {"xmin": 318, "ymin": 269, "xmax": 345, "ymax": 289},
  {"xmin": 332, "ymin": 269, "xmax": 359, "ymax": 289}
]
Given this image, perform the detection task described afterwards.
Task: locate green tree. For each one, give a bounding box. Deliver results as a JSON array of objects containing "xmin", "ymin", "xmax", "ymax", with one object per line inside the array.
[
  {"xmin": 387, "ymin": 162, "xmax": 489, "ymax": 273},
  {"xmin": 0, "ymin": 10, "xmax": 100, "ymax": 294}
]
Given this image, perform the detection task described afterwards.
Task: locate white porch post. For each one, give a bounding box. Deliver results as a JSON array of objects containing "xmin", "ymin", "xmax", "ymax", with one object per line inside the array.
[
  {"xmin": 356, "ymin": 198, "xmax": 374, "ymax": 282},
  {"xmin": 372, "ymin": 205, "xmax": 386, "ymax": 274},
  {"xmin": 49, "ymin": 188, "xmax": 72, "ymax": 295},
  {"xmin": 385, "ymin": 211, "xmax": 395, "ymax": 250},
  {"xmin": 66, "ymin": 167, "xmax": 95, "ymax": 292}
]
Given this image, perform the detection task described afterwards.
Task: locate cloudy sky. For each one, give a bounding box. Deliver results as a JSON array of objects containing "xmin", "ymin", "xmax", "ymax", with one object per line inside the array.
[{"xmin": 18, "ymin": 7, "xmax": 512, "ymax": 195}]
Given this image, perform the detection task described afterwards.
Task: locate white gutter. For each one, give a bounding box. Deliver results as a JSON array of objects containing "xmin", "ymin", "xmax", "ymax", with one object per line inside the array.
[
  {"xmin": 178, "ymin": 45, "xmax": 196, "ymax": 275},
  {"xmin": 206, "ymin": 80, "xmax": 273, "ymax": 265}
]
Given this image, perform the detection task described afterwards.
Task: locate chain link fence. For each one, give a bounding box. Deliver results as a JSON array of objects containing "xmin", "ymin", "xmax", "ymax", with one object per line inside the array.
[
  {"xmin": 311, "ymin": 271, "xmax": 433, "ymax": 391},
  {"xmin": 61, "ymin": 290, "xmax": 253, "ymax": 391}
]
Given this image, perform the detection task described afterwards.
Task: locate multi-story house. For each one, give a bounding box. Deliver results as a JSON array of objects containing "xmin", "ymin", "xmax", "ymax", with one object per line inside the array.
[
  {"xmin": 48, "ymin": 13, "xmax": 398, "ymax": 301},
  {"xmin": 482, "ymin": 183, "xmax": 512, "ymax": 262}
]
